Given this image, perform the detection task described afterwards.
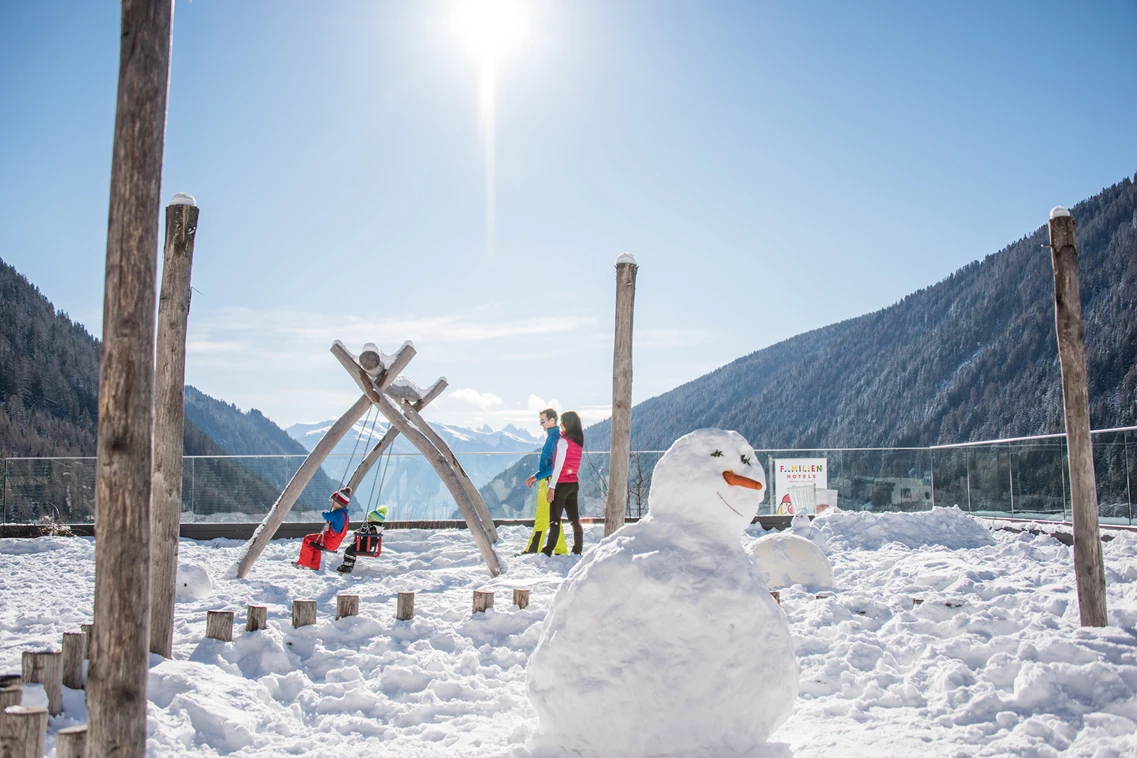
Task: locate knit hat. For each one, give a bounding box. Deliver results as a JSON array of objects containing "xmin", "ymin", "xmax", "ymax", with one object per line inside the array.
[
  {"xmin": 331, "ymin": 488, "xmax": 351, "ymax": 508},
  {"xmin": 366, "ymin": 506, "xmax": 388, "ymax": 524}
]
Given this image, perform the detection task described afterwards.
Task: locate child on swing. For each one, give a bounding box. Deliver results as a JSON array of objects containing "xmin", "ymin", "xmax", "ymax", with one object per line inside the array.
[
  {"xmin": 294, "ymin": 486, "xmax": 352, "ymax": 570},
  {"xmin": 336, "ymin": 505, "xmax": 387, "ymax": 574}
]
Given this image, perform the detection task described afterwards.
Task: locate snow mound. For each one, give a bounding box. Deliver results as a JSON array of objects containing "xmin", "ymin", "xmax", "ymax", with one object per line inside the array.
[
  {"xmin": 750, "ymin": 532, "xmax": 835, "ymax": 590},
  {"xmin": 175, "ymin": 563, "xmax": 213, "ymax": 600},
  {"xmin": 814, "ymin": 506, "xmax": 995, "ymax": 551},
  {"xmin": 528, "ymin": 429, "xmax": 797, "ymax": 757}
]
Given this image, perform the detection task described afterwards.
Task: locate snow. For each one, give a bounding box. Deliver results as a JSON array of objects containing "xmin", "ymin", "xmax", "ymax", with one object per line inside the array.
[
  {"xmin": 812, "ymin": 505, "xmax": 996, "ymax": 551},
  {"xmin": 175, "ymin": 562, "xmax": 214, "ymax": 600},
  {"xmin": 750, "ymin": 531, "xmax": 836, "ymax": 591},
  {"xmin": 615, "ymin": 252, "xmax": 637, "ymax": 265},
  {"xmin": 3, "ymin": 509, "xmax": 1137, "ymax": 756},
  {"xmin": 1051, "ymin": 205, "xmax": 1072, "ymax": 219},
  {"xmin": 528, "ymin": 430, "xmax": 798, "ymax": 756},
  {"xmin": 169, "ymin": 192, "xmax": 197, "ymax": 207}
]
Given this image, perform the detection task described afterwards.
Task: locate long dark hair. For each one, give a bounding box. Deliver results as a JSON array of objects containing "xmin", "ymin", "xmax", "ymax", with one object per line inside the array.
[{"xmin": 560, "ymin": 410, "xmax": 584, "ymax": 447}]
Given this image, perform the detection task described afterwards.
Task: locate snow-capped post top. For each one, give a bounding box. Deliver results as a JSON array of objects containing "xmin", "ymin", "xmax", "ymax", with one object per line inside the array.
[
  {"xmin": 615, "ymin": 252, "xmax": 637, "ymax": 266},
  {"xmin": 169, "ymin": 192, "xmax": 197, "ymax": 207},
  {"xmin": 1050, "ymin": 206, "xmax": 1071, "ymax": 220}
]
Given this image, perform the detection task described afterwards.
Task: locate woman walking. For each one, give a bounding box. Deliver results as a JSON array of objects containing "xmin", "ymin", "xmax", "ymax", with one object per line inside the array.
[{"xmin": 543, "ymin": 410, "xmax": 585, "ymax": 556}]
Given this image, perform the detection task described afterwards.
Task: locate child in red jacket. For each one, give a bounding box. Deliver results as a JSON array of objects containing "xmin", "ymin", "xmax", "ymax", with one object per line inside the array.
[{"xmin": 294, "ymin": 487, "xmax": 352, "ymax": 570}]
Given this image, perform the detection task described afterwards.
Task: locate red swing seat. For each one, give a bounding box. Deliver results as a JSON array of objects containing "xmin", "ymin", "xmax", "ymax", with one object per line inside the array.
[{"xmin": 353, "ymin": 531, "xmax": 383, "ymax": 558}]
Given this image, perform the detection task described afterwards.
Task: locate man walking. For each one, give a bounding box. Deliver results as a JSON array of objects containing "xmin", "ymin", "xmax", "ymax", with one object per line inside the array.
[{"xmin": 522, "ymin": 408, "xmax": 567, "ymax": 554}]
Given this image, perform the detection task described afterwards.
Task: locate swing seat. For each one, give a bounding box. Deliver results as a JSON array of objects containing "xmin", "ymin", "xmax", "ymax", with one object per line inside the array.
[{"xmin": 353, "ymin": 532, "xmax": 383, "ymax": 558}]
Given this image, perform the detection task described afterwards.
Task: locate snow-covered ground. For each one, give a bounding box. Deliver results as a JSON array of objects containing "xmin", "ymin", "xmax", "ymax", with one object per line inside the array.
[{"xmin": 2, "ymin": 509, "xmax": 1137, "ymax": 757}]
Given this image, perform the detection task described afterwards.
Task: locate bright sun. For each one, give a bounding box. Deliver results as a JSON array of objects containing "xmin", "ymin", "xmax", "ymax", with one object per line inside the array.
[{"xmin": 454, "ymin": 0, "xmax": 525, "ymax": 63}]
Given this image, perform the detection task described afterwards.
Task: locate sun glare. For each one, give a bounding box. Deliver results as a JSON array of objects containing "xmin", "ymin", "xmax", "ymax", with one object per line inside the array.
[{"xmin": 454, "ymin": 0, "xmax": 526, "ymax": 63}]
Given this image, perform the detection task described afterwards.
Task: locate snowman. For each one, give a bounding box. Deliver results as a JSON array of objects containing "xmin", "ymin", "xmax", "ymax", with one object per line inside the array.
[
  {"xmin": 749, "ymin": 512, "xmax": 835, "ymax": 591},
  {"xmin": 527, "ymin": 429, "xmax": 799, "ymax": 757}
]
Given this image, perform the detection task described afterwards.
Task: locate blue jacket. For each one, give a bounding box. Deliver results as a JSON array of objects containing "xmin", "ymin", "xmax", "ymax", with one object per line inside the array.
[
  {"xmin": 534, "ymin": 427, "xmax": 560, "ymax": 481},
  {"xmin": 322, "ymin": 508, "xmax": 349, "ymax": 533}
]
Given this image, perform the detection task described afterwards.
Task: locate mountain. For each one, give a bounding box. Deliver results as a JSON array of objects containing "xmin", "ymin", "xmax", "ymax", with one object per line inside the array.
[
  {"xmin": 0, "ymin": 256, "xmax": 335, "ymax": 522},
  {"xmin": 287, "ymin": 417, "xmax": 542, "ymax": 520},
  {"xmin": 585, "ymin": 174, "xmax": 1137, "ymax": 452}
]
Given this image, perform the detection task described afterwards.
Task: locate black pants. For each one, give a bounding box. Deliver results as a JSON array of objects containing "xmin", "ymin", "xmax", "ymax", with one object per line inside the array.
[{"xmin": 543, "ymin": 482, "xmax": 583, "ymax": 555}]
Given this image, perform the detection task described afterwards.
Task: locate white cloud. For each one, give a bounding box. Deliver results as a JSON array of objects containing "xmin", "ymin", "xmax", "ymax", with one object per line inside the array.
[{"xmin": 449, "ymin": 388, "xmax": 503, "ymax": 409}]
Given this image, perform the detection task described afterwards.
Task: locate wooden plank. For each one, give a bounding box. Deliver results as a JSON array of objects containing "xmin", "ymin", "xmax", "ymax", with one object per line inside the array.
[
  {"xmin": 336, "ymin": 595, "xmax": 360, "ymax": 620},
  {"xmin": 62, "ymin": 633, "xmax": 85, "ymax": 690},
  {"xmin": 150, "ymin": 198, "xmax": 200, "ymax": 659},
  {"xmin": 292, "ymin": 600, "xmax": 317, "ymax": 629},
  {"xmin": 1049, "ymin": 209, "xmax": 1107, "ymax": 627},
  {"xmin": 0, "ymin": 686, "xmax": 21, "ymax": 711},
  {"xmin": 513, "ymin": 588, "xmax": 530, "ymax": 610},
  {"xmin": 205, "ymin": 611, "xmax": 234, "ymax": 642},
  {"xmin": 473, "ymin": 590, "xmax": 494, "ymax": 614},
  {"xmin": 0, "ymin": 706, "xmax": 48, "ymax": 758},
  {"xmin": 57, "ymin": 725, "xmax": 89, "ymax": 758},
  {"xmin": 396, "ymin": 592, "xmax": 415, "ymax": 621},
  {"xmin": 605, "ymin": 254, "xmax": 638, "ymax": 536},
  {"xmin": 246, "ymin": 606, "xmax": 267, "ymax": 633},
  {"xmin": 21, "ymin": 651, "xmax": 62, "ymax": 715}
]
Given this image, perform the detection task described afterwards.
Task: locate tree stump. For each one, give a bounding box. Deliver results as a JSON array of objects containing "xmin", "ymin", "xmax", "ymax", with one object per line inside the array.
[
  {"xmin": 292, "ymin": 600, "xmax": 317, "ymax": 628},
  {"xmin": 20, "ymin": 651, "xmax": 62, "ymax": 716},
  {"xmin": 473, "ymin": 590, "xmax": 494, "ymax": 614},
  {"xmin": 0, "ymin": 686, "xmax": 21, "ymax": 711},
  {"xmin": 246, "ymin": 605, "xmax": 267, "ymax": 632},
  {"xmin": 80, "ymin": 624, "xmax": 93, "ymax": 659},
  {"xmin": 205, "ymin": 611, "xmax": 234, "ymax": 642},
  {"xmin": 0, "ymin": 706, "xmax": 48, "ymax": 758},
  {"xmin": 62, "ymin": 633, "xmax": 85, "ymax": 690},
  {"xmin": 513, "ymin": 588, "xmax": 530, "ymax": 610},
  {"xmin": 336, "ymin": 595, "xmax": 360, "ymax": 620},
  {"xmin": 770, "ymin": 590, "xmax": 781, "ymax": 605},
  {"xmin": 396, "ymin": 592, "xmax": 415, "ymax": 621},
  {"xmin": 56, "ymin": 724, "xmax": 88, "ymax": 758}
]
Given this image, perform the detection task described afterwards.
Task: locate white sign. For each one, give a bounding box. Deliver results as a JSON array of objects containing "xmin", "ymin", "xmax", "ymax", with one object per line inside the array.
[{"xmin": 774, "ymin": 458, "xmax": 828, "ymax": 514}]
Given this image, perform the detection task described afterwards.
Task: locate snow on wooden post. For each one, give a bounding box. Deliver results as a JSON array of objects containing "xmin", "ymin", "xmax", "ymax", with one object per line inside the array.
[
  {"xmin": 150, "ymin": 194, "xmax": 200, "ymax": 659},
  {"xmin": 246, "ymin": 606, "xmax": 267, "ymax": 633},
  {"xmin": 513, "ymin": 588, "xmax": 530, "ymax": 610},
  {"xmin": 205, "ymin": 611, "xmax": 234, "ymax": 642},
  {"xmin": 56, "ymin": 725, "xmax": 89, "ymax": 758},
  {"xmin": 62, "ymin": 632, "xmax": 85, "ymax": 690},
  {"xmin": 336, "ymin": 595, "xmax": 360, "ymax": 620},
  {"xmin": 1048, "ymin": 206, "xmax": 1108, "ymax": 627},
  {"xmin": 396, "ymin": 592, "xmax": 415, "ymax": 621},
  {"xmin": 473, "ymin": 590, "xmax": 494, "ymax": 614},
  {"xmin": 0, "ymin": 706, "xmax": 48, "ymax": 758},
  {"xmin": 89, "ymin": 0, "xmax": 174, "ymax": 752},
  {"xmin": 605, "ymin": 253, "xmax": 638, "ymax": 537},
  {"xmin": 292, "ymin": 600, "xmax": 317, "ymax": 629},
  {"xmin": 20, "ymin": 651, "xmax": 62, "ymax": 716},
  {"xmin": 0, "ymin": 686, "xmax": 21, "ymax": 711}
]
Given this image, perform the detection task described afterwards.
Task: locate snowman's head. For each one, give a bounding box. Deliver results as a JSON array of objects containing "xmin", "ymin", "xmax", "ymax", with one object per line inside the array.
[{"xmin": 647, "ymin": 428, "xmax": 766, "ymax": 535}]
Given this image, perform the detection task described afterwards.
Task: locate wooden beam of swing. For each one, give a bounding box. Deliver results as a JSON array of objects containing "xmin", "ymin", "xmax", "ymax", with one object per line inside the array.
[
  {"xmin": 330, "ymin": 343, "xmax": 503, "ymax": 576},
  {"xmin": 234, "ymin": 342, "xmax": 418, "ymax": 578},
  {"xmin": 345, "ymin": 378, "xmax": 448, "ymax": 495}
]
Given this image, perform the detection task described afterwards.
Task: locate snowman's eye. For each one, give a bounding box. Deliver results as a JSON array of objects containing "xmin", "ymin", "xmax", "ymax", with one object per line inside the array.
[
  {"xmin": 741, "ymin": 455, "xmax": 752, "ymax": 466},
  {"xmin": 710, "ymin": 450, "xmax": 724, "ymax": 458}
]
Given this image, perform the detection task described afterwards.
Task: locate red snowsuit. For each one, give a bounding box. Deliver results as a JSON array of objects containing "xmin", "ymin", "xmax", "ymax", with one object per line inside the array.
[{"xmin": 296, "ymin": 512, "xmax": 349, "ymax": 570}]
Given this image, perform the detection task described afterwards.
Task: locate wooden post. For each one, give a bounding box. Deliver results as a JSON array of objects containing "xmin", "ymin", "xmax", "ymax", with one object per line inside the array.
[
  {"xmin": 205, "ymin": 611, "xmax": 234, "ymax": 642},
  {"xmin": 57, "ymin": 725, "xmax": 89, "ymax": 758},
  {"xmin": 236, "ymin": 394, "xmax": 372, "ymax": 578},
  {"xmin": 0, "ymin": 706, "xmax": 48, "ymax": 758},
  {"xmin": 292, "ymin": 600, "xmax": 317, "ymax": 628},
  {"xmin": 396, "ymin": 592, "xmax": 415, "ymax": 621},
  {"xmin": 20, "ymin": 651, "xmax": 62, "ymax": 716},
  {"xmin": 246, "ymin": 605, "xmax": 267, "ymax": 632},
  {"xmin": 150, "ymin": 195, "xmax": 199, "ymax": 659},
  {"xmin": 62, "ymin": 632, "xmax": 85, "ymax": 689},
  {"xmin": 912, "ymin": 598, "xmax": 924, "ymax": 607},
  {"xmin": 1049, "ymin": 207, "xmax": 1108, "ymax": 627},
  {"xmin": 336, "ymin": 595, "xmax": 360, "ymax": 620},
  {"xmin": 81, "ymin": 624, "xmax": 93, "ymax": 659},
  {"xmin": 513, "ymin": 588, "xmax": 530, "ymax": 610},
  {"xmin": 473, "ymin": 590, "xmax": 494, "ymax": 614},
  {"xmin": 90, "ymin": 1, "xmax": 174, "ymax": 753},
  {"xmin": 605, "ymin": 253, "xmax": 638, "ymax": 537},
  {"xmin": 0, "ymin": 686, "xmax": 21, "ymax": 710}
]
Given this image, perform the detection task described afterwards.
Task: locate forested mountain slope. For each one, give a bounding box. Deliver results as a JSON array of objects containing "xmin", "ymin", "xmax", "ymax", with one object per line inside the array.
[{"xmin": 587, "ymin": 174, "xmax": 1137, "ymax": 451}]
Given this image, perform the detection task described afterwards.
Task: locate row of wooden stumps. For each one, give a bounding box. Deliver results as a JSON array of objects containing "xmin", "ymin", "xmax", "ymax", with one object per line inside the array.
[
  {"xmin": 201, "ymin": 589, "xmax": 532, "ymax": 642},
  {"xmin": 0, "ymin": 624, "xmax": 93, "ymax": 757}
]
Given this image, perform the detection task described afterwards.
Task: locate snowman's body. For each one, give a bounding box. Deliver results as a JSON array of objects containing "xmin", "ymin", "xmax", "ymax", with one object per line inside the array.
[{"xmin": 527, "ymin": 429, "xmax": 799, "ymax": 757}]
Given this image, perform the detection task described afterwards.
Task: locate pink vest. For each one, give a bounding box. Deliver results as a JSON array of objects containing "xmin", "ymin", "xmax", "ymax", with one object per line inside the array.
[{"xmin": 560, "ymin": 437, "xmax": 583, "ymax": 484}]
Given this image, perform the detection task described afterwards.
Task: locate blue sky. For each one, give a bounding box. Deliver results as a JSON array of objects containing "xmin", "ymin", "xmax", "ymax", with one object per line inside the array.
[{"xmin": 1, "ymin": 1, "xmax": 1135, "ymax": 435}]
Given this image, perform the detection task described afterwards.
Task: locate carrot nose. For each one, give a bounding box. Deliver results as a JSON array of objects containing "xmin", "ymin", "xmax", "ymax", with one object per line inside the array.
[{"xmin": 722, "ymin": 471, "xmax": 763, "ymax": 491}]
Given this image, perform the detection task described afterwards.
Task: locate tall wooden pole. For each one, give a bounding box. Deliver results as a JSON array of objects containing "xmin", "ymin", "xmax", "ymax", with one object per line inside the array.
[
  {"xmin": 149, "ymin": 195, "xmax": 199, "ymax": 658},
  {"xmin": 90, "ymin": 0, "xmax": 173, "ymax": 754},
  {"xmin": 605, "ymin": 253, "xmax": 638, "ymax": 537},
  {"xmin": 1049, "ymin": 206, "xmax": 1108, "ymax": 627}
]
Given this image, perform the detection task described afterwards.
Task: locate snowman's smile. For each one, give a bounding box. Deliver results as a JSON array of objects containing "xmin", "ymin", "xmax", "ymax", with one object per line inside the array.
[{"xmin": 722, "ymin": 471, "xmax": 763, "ymax": 491}]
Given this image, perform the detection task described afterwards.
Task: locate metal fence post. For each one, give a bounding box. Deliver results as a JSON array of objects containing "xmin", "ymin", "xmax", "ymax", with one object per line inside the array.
[
  {"xmin": 1125, "ymin": 431, "xmax": 1133, "ymax": 526},
  {"xmin": 2, "ymin": 457, "xmax": 7, "ymax": 524}
]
